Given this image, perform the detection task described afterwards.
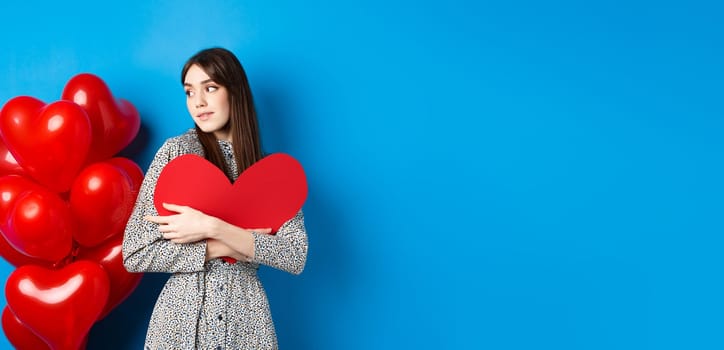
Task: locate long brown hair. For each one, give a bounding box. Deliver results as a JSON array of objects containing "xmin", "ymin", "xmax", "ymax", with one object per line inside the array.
[{"xmin": 181, "ymin": 47, "xmax": 263, "ymax": 178}]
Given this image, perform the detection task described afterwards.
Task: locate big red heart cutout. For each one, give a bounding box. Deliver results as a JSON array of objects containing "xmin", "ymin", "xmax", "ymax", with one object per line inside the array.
[
  {"xmin": 61, "ymin": 73, "xmax": 141, "ymax": 164},
  {"xmin": 5, "ymin": 261, "xmax": 109, "ymax": 350},
  {"xmin": 0, "ymin": 96, "xmax": 92, "ymax": 192},
  {"xmin": 154, "ymin": 153, "xmax": 307, "ymax": 233}
]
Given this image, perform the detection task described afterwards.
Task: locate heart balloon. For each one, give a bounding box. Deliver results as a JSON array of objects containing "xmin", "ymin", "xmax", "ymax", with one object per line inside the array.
[
  {"xmin": 0, "ymin": 175, "xmax": 53, "ymax": 267},
  {"xmin": 0, "ymin": 96, "xmax": 92, "ymax": 193},
  {"xmin": 61, "ymin": 73, "xmax": 140, "ymax": 164},
  {"xmin": 0, "ymin": 138, "xmax": 25, "ymax": 177},
  {"xmin": 0, "ymin": 233, "xmax": 52, "ymax": 268},
  {"xmin": 0, "ymin": 175, "xmax": 53, "ymax": 225},
  {"xmin": 69, "ymin": 161, "xmax": 135, "ymax": 247},
  {"xmin": 0, "ymin": 175, "xmax": 41, "ymax": 225},
  {"xmin": 106, "ymin": 156, "xmax": 144, "ymax": 194},
  {"xmin": 154, "ymin": 153, "xmax": 307, "ymax": 232},
  {"xmin": 5, "ymin": 261, "xmax": 109, "ymax": 350},
  {"xmin": 2, "ymin": 306, "xmax": 50, "ymax": 350},
  {"xmin": 77, "ymin": 236, "xmax": 142, "ymax": 319},
  {"xmin": 0, "ymin": 175, "xmax": 73, "ymax": 262}
]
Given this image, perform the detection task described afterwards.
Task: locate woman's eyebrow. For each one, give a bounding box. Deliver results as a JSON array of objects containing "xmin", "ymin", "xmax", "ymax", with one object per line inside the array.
[{"xmin": 184, "ymin": 79, "xmax": 214, "ymax": 87}]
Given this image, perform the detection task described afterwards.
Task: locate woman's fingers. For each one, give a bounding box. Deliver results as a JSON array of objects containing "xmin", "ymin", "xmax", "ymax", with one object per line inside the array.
[
  {"xmin": 247, "ymin": 228, "xmax": 273, "ymax": 234},
  {"xmin": 145, "ymin": 215, "xmax": 170, "ymax": 224},
  {"xmin": 162, "ymin": 202, "xmax": 190, "ymax": 213},
  {"xmin": 168, "ymin": 235, "xmax": 195, "ymax": 244},
  {"xmin": 158, "ymin": 224, "xmax": 174, "ymax": 233},
  {"xmin": 162, "ymin": 231, "xmax": 183, "ymax": 241}
]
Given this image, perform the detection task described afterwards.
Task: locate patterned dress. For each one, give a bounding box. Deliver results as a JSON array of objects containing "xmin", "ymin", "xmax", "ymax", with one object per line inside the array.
[{"xmin": 122, "ymin": 129, "xmax": 308, "ymax": 350}]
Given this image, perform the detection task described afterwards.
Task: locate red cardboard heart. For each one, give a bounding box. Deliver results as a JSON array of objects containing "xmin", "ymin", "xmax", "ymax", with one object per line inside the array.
[{"xmin": 154, "ymin": 153, "xmax": 307, "ymax": 234}]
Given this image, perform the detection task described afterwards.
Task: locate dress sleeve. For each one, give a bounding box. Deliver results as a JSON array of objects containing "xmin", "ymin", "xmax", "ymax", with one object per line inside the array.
[
  {"xmin": 122, "ymin": 140, "xmax": 208, "ymax": 273},
  {"xmin": 252, "ymin": 210, "xmax": 308, "ymax": 275}
]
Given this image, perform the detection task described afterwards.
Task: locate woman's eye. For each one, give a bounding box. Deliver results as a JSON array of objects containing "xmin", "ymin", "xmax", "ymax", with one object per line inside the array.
[
  {"xmin": 206, "ymin": 86, "xmax": 218, "ymax": 92},
  {"xmin": 185, "ymin": 90, "xmax": 195, "ymax": 97}
]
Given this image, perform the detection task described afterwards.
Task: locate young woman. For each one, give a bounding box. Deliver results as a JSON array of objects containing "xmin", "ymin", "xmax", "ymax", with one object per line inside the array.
[{"xmin": 122, "ymin": 47, "xmax": 308, "ymax": 349}]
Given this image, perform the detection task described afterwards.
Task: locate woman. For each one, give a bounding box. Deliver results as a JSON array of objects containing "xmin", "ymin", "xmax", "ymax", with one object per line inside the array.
[{"xmin": 122, "ymin": 47, "xmax": 308, "ymax": 350}]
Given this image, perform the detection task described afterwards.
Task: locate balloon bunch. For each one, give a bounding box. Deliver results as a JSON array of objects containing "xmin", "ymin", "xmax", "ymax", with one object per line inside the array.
[{"xmin": 0, "ymin": 73, "xmax": 143, "ymax": 350}]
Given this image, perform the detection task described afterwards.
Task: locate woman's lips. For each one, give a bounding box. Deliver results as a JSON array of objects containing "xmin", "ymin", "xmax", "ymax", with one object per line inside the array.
[{"xmin": 197, "ymin": 112, "xmax": 213, "ymax": 121}]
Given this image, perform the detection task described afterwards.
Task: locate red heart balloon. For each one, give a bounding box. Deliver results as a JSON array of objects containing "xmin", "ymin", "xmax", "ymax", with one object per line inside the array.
[
  {"xmin": 69, "ymin": 161, "xmax": 136, "ymax": 247},
  {"xmin": 61, "ymin": 73, "xmax": 140, "ymax": 164},
  {"xmin": 2, "ymin": 306, "xmax": 50, "ymax": 350},
  {"xmin": 154, "ymin": 153, "xmax": 307, "ymax": 233},
  {"xmin": 0, "ymin": 175, "xmax": 51, "ymax": 267},
  {"xmin": 0, "ymin": 175, "xmax": 50, "ymax": 226},
  {"xmin": 0, "ymin": 175, "xmax": 44, "ymax": 267},
  {"xmin": 0, "ymin": 138, "xmax": 25, "ymax": 177},
  {"xmin": 77, "ymin": 236, "xmax": 142, "ymax": 319},
  {"xmin": 0, "ymin": 233, "xmax": 52, "ymax": 268},
  {"xmin": 5, "ymin": 261, "xmax": 109, "ymax": 350},
  {"xmin": 0, "ymin": 96, "xmax": 92, "ymax": 193},
  {"xmin": 0, "ymin": 175, "xmax": 73, "ymax": 262},
  {"xmin": 106, "ymin": 157, "xmax": 144, "ymax": 194}
]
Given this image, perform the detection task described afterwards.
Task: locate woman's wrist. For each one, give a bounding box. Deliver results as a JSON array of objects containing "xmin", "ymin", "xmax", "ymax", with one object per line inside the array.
[
  {"xmin": 205, "ymin": 239, "xmax": 222, "ymax": 260},
  {"xmin": 203, "ymin": 218, "xmax": 257, "ymax": 261},
  {"xmin": 206, "ymin": 216, "xmax": 223, "ymax": 239}
]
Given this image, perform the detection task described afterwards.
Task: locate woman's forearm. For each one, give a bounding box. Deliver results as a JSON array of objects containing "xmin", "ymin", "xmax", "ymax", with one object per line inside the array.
[
  {"xmin": 206, "ymin": 219, "xmax": 257, "ymax": 261},
  {"xmin": 205, "ymin": 238, "xmax": 241, "ymax": 261}
]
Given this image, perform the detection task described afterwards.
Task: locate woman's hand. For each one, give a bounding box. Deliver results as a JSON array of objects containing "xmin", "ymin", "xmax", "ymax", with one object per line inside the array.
[{"xmin": 145, "ymin": 203, "xmax": 219, "ymax": 244}]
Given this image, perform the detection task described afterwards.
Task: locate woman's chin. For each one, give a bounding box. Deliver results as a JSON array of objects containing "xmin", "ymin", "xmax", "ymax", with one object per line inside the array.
[{"xmin": 194, "ymin": 123, "xmax": 217, "ymax": 133}]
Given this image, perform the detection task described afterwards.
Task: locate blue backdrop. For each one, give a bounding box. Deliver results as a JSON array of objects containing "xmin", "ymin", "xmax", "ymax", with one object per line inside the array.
[{"xmin": 0, "ymin": 0, "xmax": 722, "ymax": 349}]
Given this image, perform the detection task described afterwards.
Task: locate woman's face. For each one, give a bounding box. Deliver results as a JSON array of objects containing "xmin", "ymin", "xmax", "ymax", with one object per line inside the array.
[{"xmin": 184, "ymin": 64, "xmax": 231, "ymax": 141}]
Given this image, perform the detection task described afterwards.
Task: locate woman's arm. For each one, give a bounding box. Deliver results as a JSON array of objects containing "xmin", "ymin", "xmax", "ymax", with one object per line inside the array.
[
  {"xmin": 145, "ymin": 202, "xmax": 263, "ymax": 262},
  {"xmin": 250, "ymin": 211, "xmax": 308, "ymax": 275},
  {"xmin": 150, "ymin": 205, "xmax": 309, "ymax": 275},
  {"xmin": 122, "ymin": 139, "xmax": 208, "ymax": 274}
]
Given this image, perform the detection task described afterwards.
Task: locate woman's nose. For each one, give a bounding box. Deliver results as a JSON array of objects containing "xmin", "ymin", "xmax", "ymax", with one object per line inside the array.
[{"xmin": 195, "ymin": 95, "xmax": 206, "ymax": 108}]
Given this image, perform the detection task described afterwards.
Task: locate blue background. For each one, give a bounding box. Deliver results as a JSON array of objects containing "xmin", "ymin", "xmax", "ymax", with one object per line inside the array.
[{"xmin": 0, "ymin": 0, "xmax": 722, "ymax": 349}]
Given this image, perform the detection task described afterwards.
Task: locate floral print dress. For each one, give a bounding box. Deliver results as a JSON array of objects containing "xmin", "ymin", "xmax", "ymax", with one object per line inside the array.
[{"xmin": 122, "ymin": 130, "xmax": 308, "ymax": 350}]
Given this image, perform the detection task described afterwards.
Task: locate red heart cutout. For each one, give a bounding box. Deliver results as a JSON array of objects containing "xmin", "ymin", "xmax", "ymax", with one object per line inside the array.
[
  {"xmin": 5, "ymin": 261, "xmax": 109, "ymax": 350},
  {"xmin": 61, "ymin": 73, "xmax": 141, "ymax": 164},
  {"xmin": 154, "ymin": 153, "xmax": 307, "ymax": 233},
  {"xmin": 2, "ymin": 306, "xmax": 50, "ymax": 350},
  {"xmin": 0, "ymin": 96, "xmax": 92, "ymax": 192},
  {"xmin": 0, "ymin": 175, "xmax": 74, "ymax": 262},
  {"xmin": 77, "ymin": 236, "xmax": 142, "ymax": 319}
]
